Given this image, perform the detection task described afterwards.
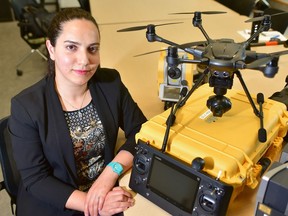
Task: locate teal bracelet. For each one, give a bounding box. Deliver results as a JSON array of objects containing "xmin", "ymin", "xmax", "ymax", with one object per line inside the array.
[{"xmin": 107, "ymin": 161, "xmax": 123, "ymax": 176}]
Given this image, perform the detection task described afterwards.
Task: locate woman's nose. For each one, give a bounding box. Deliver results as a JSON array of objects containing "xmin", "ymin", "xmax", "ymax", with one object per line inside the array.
[{"xmin": 79, "ymin": 50, "xmax": 89, "ymax": 66}]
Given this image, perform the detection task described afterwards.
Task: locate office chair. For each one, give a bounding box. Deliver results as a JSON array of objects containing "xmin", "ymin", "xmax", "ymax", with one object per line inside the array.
[
  {"xmin": 0, "ymin": 116, "xmax": 20, "ymax": 215},
  {"xmin": 78, "ymin": 0, "xmax": 91, "ymax": 12},
  {"xmin": 215, "ymin": 0, "xmax": 256, "ymax": 16},
  {"xmin": 10, "ymin": 0, "xmax": 53, "ymax": 76}
]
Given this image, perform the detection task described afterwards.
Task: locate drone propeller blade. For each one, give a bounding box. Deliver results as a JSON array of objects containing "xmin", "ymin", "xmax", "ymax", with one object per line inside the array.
[
  {"xmin": 134, "ymin": 40, "xmax": 208, "ymax": 57},
  {"xmin": 246, "ymin": 57, "xmax": 273, "ymax": 69},
  {"xmin": 246, "ymin": 50, "xmax": 288, "ymax": 68},
  {"xmin": 169, "ymin": 11, "xmax": 226, "ymax": 15},
  {"xmin": 117, "ymin": 22, "xmax": 183, "ymax": 32},
  {"xmin": 269, "ymin": 50, "xmax": 288, "ymax": 56},
  {"xmin": 201, "ymin": 11, "xmax": 227, "ymax": 14},
  {"xmin": 245, "ymin": 16, "xmax": 265, "ymax": 23},
  {"xmin": 245, "ymin": 11, "xmax": 288, "ymax": 23},
  {"xmin": 117, "ymin": 25, "xmax": 149, "ymax": 32},
  {"xmin": 133, "ymin": 49, "xmax": 167, "ymax": 57}
]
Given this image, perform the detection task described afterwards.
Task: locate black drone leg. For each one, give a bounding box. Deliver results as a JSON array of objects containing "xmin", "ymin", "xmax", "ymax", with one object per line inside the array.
[
  {"xmin": 161, "ymin": 68, "xmax": 209, "ymax": 153},
  {"xmin": 161, "ymin": 103, "xmax": 175, "ymax": 153},
  {"xmin": 257, "ymin": 93, "xmax": 267, "ymax": 142},
  {"xmin": 235, "ymin": 70, "xmax": 260, "ymax": 117},
  {"xmin": 235, "ymin": 70, "xmax": 267, "ymax": 142}
]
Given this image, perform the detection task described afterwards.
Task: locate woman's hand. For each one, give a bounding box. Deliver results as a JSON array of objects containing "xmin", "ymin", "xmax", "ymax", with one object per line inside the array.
[
  {"xmin": 84, "ymin": 151, "xmax": 134, "ymax": 216},
  {"xmin": 98, "ymin": 187, "xmax": 134, "ymax": 216},
  {"xmin": 84, "ymin": 168, "xmax": 118, "ymax": 216}
]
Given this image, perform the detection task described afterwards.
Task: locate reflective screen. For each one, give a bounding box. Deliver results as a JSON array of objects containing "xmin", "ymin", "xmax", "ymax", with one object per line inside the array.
[
  {"xmin": 163, "ymin": 86, "xmax": 181, "ymax": 100},
  {"xmin": 148, "ymin": 155, "xmax": 200, "ymax": 213}
]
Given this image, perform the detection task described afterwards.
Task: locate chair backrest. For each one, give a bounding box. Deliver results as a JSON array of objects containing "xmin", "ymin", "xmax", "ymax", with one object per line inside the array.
[
  {"xmin": 0, "ymin": 116, "xmax": 20, "ymax": 209},
  {"xmin": 215, "ymin": 0, "xmax": 256, "ymax": 16},
  {"xmin": 78, "ymin": 0, "xmax": 91, "ymax": 12},
  {"xmin": 10, "ymin": 0, "xmax": 39, "ymax": 21},
  {"xmin": 10, "ymin": 0, "xmax": 55, "ymax": 48}
]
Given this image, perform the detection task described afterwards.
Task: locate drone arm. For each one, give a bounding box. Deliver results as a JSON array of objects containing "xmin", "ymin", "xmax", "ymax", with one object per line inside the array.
[
  {"xmin": 192, "ymin": 12, "xmax": 212, "ymax": 43},
  {"xmin": 235, "ymin": 50, "xmax": 263, "ymax": 69},
  {"xmin": 146, "ymin": 33, "xmax": 181, "ymax": 47},
  {"xmin": 179, "ymin": 58, "xmax": 203, "ymax": 64},
  {"xmin": 243, "ymin": 16, "xmax": 272, "ymax": 49},
  {"xmin": 166, "ymin": 46, "xmax": 207, "ymax": 67},
  {"xmin": 183, "ymin": 47, "xmax": 205, "ymax": 58},
  {"xmin": 146, "ymin": 27, "xmax": 183, "ymax": 48},
  {"xmin": 243, "ymin": 25, "xmax": 266, "ymax": 48},
  {"xmin": 196, "ymin": 24, "xmax": 212, "ymax": 43},
  {"xmin": 243, "ymin": 50, "xmax": 288, "ymax": 77}
]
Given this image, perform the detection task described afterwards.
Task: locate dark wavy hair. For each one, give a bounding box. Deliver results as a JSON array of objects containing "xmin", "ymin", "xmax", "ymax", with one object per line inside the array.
[{"xmin": 46, "ymin": 8, "xmax": 100, "ymax": 76}]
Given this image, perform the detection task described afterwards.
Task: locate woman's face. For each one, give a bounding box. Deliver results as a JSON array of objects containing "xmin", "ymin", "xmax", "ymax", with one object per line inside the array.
[{"xmin": 46, "ymin": 19, "xmax": 100, "ymax": 87}]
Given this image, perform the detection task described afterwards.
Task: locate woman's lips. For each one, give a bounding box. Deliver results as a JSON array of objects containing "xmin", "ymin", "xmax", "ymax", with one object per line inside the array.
[{"xmin": 74, "ymin": 69, "xmax": 90, "ymax": 75}]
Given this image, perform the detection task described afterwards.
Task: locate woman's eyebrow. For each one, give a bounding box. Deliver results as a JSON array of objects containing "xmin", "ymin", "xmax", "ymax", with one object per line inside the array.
[
  {"xmin": 64, "ymin": 40, "xmax": 100, "ymax": 46},
  {"xmin": 90, "ymin": 42, "xmax": 100, "ymax": 46},
  {"xmin": 64, "ymin": 40, "xmax": 80, "ymax": 45}
]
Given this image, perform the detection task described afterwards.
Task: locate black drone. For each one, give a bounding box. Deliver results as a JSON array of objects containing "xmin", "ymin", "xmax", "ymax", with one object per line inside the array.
[{"xmin": 117, "ymin": 11, "xmax": 288, "ymax": 143}]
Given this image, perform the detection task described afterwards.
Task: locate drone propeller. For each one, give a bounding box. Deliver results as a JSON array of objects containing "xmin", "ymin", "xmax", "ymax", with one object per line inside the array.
[
  {"xmin": 245, "ymin": 11, "xmax": 288, "ymax": 22},
  {"xmin": 117, "ymin": 22, "xmax": 183, "ymax": 32},
  {"xmin": 169, "ymin": 11, "xmax": 227, "ymax": 15},
  {"xmin": 133, "ymin": 41, "xmax": 207, "ymax": 57},
  {"xmin": 269, "ymin": 50, "xmax": 288, "ymax": 56},
  {"xmin": 245, "ymin": 57, "xmax": 273, "ymax": 69},
  {"xmin": 133, "ymin": 49, "xmax": 167, "ymax": 57},
  {"xmin": 245, "ymin": 50, "xmax": 288, "ymax": 69}
]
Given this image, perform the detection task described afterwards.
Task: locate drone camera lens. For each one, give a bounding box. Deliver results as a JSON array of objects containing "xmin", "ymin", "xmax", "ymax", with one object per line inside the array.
[
  {"xmin": 206, "ymin": 95, "xmax": 232, "ymax": 117},
  {"xmin": 223, "ymin": 72, "xmax": 230, "ymax": 78}
]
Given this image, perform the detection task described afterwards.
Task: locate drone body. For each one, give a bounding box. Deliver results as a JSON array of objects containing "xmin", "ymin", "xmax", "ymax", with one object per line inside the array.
[
  {"xmin": 203, "ymin": 39, "xmax": 246, "ymax": 72},
  {"xmin": 118, "ymin": 11, "xmax": 288, "ymax": 142}
]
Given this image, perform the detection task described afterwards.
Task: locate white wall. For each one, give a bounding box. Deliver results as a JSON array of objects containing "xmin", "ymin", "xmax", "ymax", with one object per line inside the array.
[
  {"xmin": 58, "ymin": 0, "xmax": 80, "ymax": 8},
  {"xmin": 35, "ymin": 0, "xmax": 80, "ymax": 11}
]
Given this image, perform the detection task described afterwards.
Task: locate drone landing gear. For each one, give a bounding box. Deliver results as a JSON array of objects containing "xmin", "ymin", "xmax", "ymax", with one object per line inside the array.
[
  {"xmin": 235, "ymin": 70, "xmax": 267, "ymax": 142},
  {"xmin": 162, "ymin": 68, "xmax": 267, "ymax": 152},
  {"xmin": 177, "ymin": 68, "xmax": 267, "ymax": 143}
]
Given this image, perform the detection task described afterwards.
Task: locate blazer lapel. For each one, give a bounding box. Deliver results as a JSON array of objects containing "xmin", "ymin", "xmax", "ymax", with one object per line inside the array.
[
  {"xmin": 89, "ymin": 82, "xmax": 117, "ymax": 164},
  {"xmin": 45, "ymin": 77, "xmax": 78, "ymax": 186}
]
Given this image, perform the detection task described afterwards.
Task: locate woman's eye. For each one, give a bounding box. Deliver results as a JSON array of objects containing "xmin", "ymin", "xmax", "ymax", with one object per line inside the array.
[
  {"xmin": 89, "ymin": 46, "xmax": 99, "ymax": 53},
  {"xmin": 67, "ymin": 45, "xmax": 77, "ymax": 51}
]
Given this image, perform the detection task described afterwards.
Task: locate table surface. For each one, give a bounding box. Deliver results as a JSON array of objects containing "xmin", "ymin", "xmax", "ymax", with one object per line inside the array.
[{"xmin": 89, "ymin": 1, "xmax": 288, "ymax": 215}]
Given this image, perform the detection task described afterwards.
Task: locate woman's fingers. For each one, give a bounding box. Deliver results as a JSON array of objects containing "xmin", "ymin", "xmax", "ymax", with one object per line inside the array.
[
  {"xmin": 84, "ymin": 187, "xmax": 134, "ymax": 216},
  {"xmin": 84, "ymin": 193, "xmax": 102, "ymax": 216},
  {"xmin": 98, "ymin": 187, "xmax": 135, "ymax": 215}
]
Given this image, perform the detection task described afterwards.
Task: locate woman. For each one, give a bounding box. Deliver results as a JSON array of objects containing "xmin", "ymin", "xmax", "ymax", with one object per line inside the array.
[{"xmin": 8, "ymin": 8, "xmax": 147, "ymax": 216}]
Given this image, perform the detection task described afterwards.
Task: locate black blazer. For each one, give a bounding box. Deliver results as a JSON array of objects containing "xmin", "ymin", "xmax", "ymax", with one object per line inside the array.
[{"xmin": 8, "ymin": 68, "xmax": 147, "ymax": 216}]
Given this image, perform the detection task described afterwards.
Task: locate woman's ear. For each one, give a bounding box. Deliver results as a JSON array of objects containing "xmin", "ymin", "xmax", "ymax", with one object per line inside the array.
[{"xmin": 46, "ymin": 40, "xmax": 55, "ymax": 61}]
